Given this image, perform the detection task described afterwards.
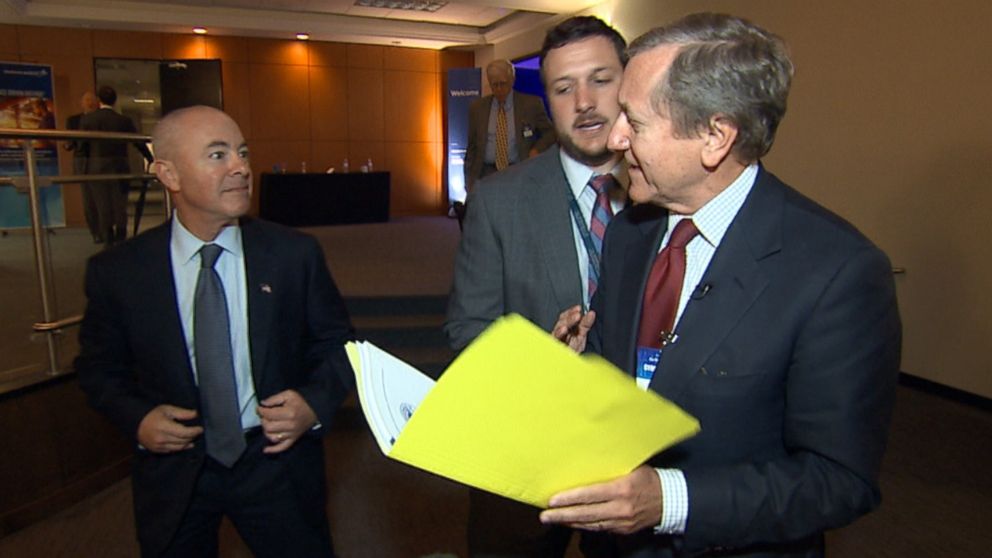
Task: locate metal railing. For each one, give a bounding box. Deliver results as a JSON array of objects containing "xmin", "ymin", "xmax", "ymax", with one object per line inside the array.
[{"xmin": 0, "ymin": 127, "xmax": 162, "ymax": 393}]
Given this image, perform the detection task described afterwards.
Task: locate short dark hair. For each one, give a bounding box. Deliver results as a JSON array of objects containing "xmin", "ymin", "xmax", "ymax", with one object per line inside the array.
[
  {"xmin": 628, "ymin": 13, "xmax": 794, "ymax": 162},
  {"xmin": 539, "ymin": 16, "xmax": 627, "ymax": 83},
  {"xmin": 97, "ymin": 85, "xmax": 117, "ymax": 106}
]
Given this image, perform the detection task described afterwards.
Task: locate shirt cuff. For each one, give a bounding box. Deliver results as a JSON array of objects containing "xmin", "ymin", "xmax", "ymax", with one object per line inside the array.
[{"xmin": 653, "ymin": 468, "xmax": 688, "ymax": 534}]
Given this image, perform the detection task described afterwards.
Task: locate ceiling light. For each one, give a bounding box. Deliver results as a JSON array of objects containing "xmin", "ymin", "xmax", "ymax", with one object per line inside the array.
[
  {"xmin": 354, "ymin": 0, "xmax": 448, "ymax": 12},
  {"xmin": 192, "ymin": 27, "xmax": 207, "ymax": 35},
  {"xmin": 296, "ymin": 32, "xmax": 310, "ymax": 40}
]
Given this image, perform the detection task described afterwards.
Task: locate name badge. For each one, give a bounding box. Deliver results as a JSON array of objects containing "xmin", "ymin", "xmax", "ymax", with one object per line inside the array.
[
  {"xmin": 636, "ymin": 346, "xmax": 662, "ymax": 389},
  {"xmin": 522, "ymin": 125, "xmax": 534, "ymax": 138}
]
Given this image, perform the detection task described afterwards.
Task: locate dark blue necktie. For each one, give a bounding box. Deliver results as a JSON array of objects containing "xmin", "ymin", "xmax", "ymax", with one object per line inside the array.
[{"xmin": 194, "ymin": 243, "xmax": 246, "ymax": 467}]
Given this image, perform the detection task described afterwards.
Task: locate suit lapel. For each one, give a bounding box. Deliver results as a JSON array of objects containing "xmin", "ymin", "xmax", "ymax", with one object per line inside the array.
[
  {"xmin": 650, "ymin": 170, "xmax": 784, "ymax": 399},
  {"xmin": 140, "ymin": 223, "xmax": 199, "ymax": 405},
  {"xmin": 615, "ymin": 212, "xmax": 668, "ymax": 373},
  {"xmin": 525, "ymin": 149, "xmax": 583, "ymax": 310},
  {"xmin": 240, "ymin": 218, "xmax": 276, "ymax": 388}
]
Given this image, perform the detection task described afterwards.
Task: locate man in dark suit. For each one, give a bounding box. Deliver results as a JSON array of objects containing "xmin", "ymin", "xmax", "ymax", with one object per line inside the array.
[
  {"xmin": 75, "ymin": 106, "xmax": 353, "ymax": 557},
  {"xmin": 463, "ymin": 59, "xmax": 556, "ymax": 194},
  {"xmin": 446, "ymin": 17, "xmax": 628, "ymax": 558},
  {"xmin": 543, "ymin": 13, "xmax": 901, "ymax": 557},
  {"xmin": 64, "ymin": 91, "xmax": 100, "ymax": 242},
  {"xmin": 80, "ymin": 85, "xmax": 152, "ymax": 244}
]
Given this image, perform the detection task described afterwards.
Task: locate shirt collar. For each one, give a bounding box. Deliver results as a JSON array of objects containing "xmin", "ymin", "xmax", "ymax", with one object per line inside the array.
[
  {"xmin": 559, "ymin": 147, "xmax": 629, "ymax": 200},
  {"xmin": 171, "ymin": 213, "xmax": 244, "ymax": 265},
  {"xmin": 493, "ymin": 90, "xmax": 513, "ymax": 110},
  {"xmin": 677, "ymin": 162, "xmax": 759, "ymax": 248}
]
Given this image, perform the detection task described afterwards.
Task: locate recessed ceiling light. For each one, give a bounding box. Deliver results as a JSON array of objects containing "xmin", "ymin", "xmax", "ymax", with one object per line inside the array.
[
  {"xmin": 296, "ymin": 33, "xmax": 310, "ymax": 40},
  {"xmin": 192, "ymin": 27, "xmax": 207, "ymax": 35}
]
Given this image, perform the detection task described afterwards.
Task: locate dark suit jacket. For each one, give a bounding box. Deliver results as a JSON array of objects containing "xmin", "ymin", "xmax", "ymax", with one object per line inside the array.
[
  {"xmin": 587, "ymin": 168, "xmax": 901, "ymax": 557},
  {"xmin": 65, "ymin": 112, "xmax": 89, "ymax": 174},
  {"xmin": 464, "ymin": 91, "xmax": 555, "ymax": 193},
  {"xmin": 79, "ymin": 107, "xmax": 151, "ymax": 174},
  {"xmin": 446, "ymin": 147, "xmax": 582, "ymax": 350},
  {"xmin": 75, "ymin": 217, "xmax": 354, "ymax": 556}
]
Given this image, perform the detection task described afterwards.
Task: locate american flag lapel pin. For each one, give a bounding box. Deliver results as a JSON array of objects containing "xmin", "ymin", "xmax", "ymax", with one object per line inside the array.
[{"xmin": 260, "ymin": 283, "xmax": 272, "ymax": 294}]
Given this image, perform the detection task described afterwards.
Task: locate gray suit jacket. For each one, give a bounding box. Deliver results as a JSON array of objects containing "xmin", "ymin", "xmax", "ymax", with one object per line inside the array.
[
  {"xmin": 446, "ymin": 147, "xmax": 581, "ymax": 350},
  {"xmin": 464, "ymin": 91, "xmax": 556, "ymax": 193}
]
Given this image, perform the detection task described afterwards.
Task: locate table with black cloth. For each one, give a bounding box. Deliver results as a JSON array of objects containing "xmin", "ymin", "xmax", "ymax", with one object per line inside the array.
[{"xmin": 258, "ymin": 171, "xmax": 390, "ymax": 226}]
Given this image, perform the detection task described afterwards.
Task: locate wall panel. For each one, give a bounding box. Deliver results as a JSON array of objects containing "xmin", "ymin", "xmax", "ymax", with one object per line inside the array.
[
  {"xmin": 346, "ymin": 68, "xmax": 384, "ymax": 141},
  {"xmin": 162, "ymin": 33, "xmax": 207, "ymax": 59},
  {"xmin": 309, "ymin": 65, "xmax": 349, "ymax": 142},
  {"xmin": 205, "ymin": 35, "xmax": 249, "ymax": 63},
  {"xmin": 383, "ymin": 70, "xmax": 438, "ymax": 143},
  {"xmin": 221, "ymin": 61, "xmax": 251, "ymax": 137},
  {"xmin": 248, "ymin": 63, "xmax": 310, "ymax": 140},
  {"xmin": 248, "ymin": 37, "xmax": 308, "ymax": 66},
  {"xmin": 347, "ymin": 44, "xmax": 384, "ymax": 69},
  {"xmin": 309, "ymin": 41, "xmax": 348, "ymax": 67},
  {"xmin": 385, "ymin": 46, "xmax": 436, "ymax": 72},
  {"xmin": 92, "ymin": 30, "xmax": 162, "ymax": 59},
  {"xmin": 385, "ymin": 141, "xmax": 443, "ymax": 216},
  {"xmin": 0, "ymin": 24, "xmax": 18, "ymax": 53},
  {"xmin": 16, "ymin": 26, "xmax": 91, "ymax": 56}
]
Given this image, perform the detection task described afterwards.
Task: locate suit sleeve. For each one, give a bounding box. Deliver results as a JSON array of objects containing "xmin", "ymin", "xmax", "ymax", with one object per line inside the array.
[
  {"xmin": 682, "ymin": 245, "xmax": 901, "ymax": 552},
  {"xmin": 464, "ymin": 99, "xmax": 482, "ymax": 193},
  {"xmin": 444, "ymin": 185, "xmax": 505, "ymax": 351},
  {"xmin": 293, "ymin": 236, "xmax": 356, "ymax": 428},
  {"xmin": 75, "ymin": 257, "xmax": 158, "ymax": 440}
]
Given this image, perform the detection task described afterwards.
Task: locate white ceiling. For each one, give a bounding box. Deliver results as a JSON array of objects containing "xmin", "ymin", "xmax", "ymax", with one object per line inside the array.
[{"xmin": 0, "ymin": 0, "xmax": 604, "ymax": 50}]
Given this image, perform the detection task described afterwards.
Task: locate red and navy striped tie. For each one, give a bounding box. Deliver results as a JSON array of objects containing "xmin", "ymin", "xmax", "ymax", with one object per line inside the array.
[{"xmin": 587, "ymin": 173, "xmax": 616, "ymax": 299}]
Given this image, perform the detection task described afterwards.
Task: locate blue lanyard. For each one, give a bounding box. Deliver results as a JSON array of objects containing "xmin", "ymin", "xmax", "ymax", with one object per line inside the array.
[{"xmin": 564, "ymin": 181, "xmax": 602, "ymax": 284}]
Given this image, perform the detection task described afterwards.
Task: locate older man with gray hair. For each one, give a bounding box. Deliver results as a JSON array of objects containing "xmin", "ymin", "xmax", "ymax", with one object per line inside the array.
[{"xmin": 546, "ymin": 13, "xmax": 901, "ymax": 558}]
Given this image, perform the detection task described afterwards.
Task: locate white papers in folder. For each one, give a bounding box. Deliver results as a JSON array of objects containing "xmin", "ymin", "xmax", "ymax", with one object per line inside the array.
[{"xmin": 348, "ymin": 341, "xmax": 436, "ymax": 454}]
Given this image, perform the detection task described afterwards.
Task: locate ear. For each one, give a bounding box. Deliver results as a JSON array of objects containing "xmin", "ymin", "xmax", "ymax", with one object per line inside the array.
[
  {"xmin": 153, "ymin": 160, "xmax": 180, "ymax": 194},
  {"xmin": 700, "ymin": 115, "xmax": 738, "ymax": 169}
]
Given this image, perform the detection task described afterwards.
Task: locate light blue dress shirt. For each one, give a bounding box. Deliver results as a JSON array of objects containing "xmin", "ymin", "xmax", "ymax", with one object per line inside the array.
[
  {"xmin": 170, "ymin": 216, "xmax": 260, "ymax": 430},
  {"xmin": 485, "ymin": 91, "xmax": 518, "ymax": 165}
]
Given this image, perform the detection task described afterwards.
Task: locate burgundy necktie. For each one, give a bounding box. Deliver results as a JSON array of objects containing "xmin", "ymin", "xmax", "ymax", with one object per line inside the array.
[{"xmin": 637, "ymin": 219, "xmax": 699, "ymax": 348}]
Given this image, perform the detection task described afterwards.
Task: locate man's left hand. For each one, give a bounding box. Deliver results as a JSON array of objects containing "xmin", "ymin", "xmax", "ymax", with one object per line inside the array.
[
  {"xmin": 257, "ymin": 389, "xmax": 317, "ymax": 454},
  {"xmin": 539, "ymin": 465, "xmax": 662, "ymax": 535}
]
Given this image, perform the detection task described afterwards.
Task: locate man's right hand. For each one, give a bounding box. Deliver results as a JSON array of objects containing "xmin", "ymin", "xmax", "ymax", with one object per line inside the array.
[
  {"xmin": 136, "ymin": 405, "xmax": 203, "ymax": 453},
  {"xmin": 552, "ymin": 305, "xmax": 596, "ymax": 353}
]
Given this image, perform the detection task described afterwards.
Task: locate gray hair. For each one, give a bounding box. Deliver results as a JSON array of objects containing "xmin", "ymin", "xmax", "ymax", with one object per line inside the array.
[
  {"xmin": 486, "ymin": 59, "xmax": 515, "ymax": 79},
  {"xmin": 628, "ymin": 13, "xmax": 794, "ymax": 162}
]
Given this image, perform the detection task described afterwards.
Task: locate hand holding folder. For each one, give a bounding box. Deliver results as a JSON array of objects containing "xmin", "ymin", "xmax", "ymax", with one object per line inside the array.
[{"xmin": 346, "ymin": 314, "xmax": 699, "ymax": 508}]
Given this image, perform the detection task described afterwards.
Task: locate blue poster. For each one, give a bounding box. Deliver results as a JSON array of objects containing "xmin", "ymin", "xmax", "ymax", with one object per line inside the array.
[
  {"xmin": 0, "ymin": 61, "xmax": 63, "ymax": 229},
  {"xmin": 446, "ymin": 68, "xmax": 481, "ymax": 205}
]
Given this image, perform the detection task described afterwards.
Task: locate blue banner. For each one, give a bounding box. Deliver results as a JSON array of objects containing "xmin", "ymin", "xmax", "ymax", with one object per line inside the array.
[
  {"xmin": 0, "ymin": 61, "xmax": 63, "ymax": 229},
  {"xmin": 446, "ymin": 68, "xmax": 481, "ymax": 204}
]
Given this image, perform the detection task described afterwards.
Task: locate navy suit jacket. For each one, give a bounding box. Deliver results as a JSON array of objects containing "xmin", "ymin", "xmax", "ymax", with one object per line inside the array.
[
  {"xmin": 75, "ymin": 217, "xmax": 354, "ymax": 555},
  {"xmin": 587, "ymin": 168, "xmax": 901, "ymax": 557}
]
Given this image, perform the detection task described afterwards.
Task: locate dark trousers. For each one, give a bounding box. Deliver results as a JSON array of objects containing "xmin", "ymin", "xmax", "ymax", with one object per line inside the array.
[
  {"xmin": 90, "ymin": 180, "xmax": 127, "ymax": 244},
  {"xmin": 156, "ymin": 432, "xmax": 335, "ymax": 558}
]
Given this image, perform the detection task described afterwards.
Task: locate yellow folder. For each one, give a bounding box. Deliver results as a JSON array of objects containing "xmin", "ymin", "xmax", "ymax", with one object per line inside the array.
[{"xmin": 347, "ymin": 313, "xmax": 699, "ymax": 508}]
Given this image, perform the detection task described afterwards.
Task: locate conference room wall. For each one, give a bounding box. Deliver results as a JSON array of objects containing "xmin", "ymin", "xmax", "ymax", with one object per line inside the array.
[
  {"xmin": 490, "ymin": 1, "xmax": 992, "ymax": 400},
  {"xmin": 1, "ymin": 24, "xmax": 456, "ymax": 222}
]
